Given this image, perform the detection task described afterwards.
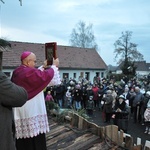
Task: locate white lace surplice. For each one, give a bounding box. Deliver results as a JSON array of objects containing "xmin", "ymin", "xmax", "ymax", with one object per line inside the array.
[
  {"xmin": 13, "ymin": 92, "xmax": 49, "ymax": 139},
  {"xmin": 13, "ymin": 65, "xmax": 61, "ymax": 139},
  {"xmin": 48, "ymin": 65, "xmax": 61, "ymax": 86}
]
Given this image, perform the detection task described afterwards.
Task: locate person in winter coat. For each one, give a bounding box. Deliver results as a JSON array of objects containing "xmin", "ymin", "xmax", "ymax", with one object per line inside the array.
[
  {"xmin": 86, "ymin": 85, "xmax": 94, "ymax": 101},
  {"xmin": 98, "ymin": 84, "xmax": 105, "ymax": 111},
  {"xmin": 86, "ymin": 96, "xmax": 94, "ymax": 117},
  {"xmin": 102, "ymin": 90, "xmax": 113, "ymax": 123},
  {"xmin": 141, "ymin": 91, "xmax": 150, "ymax": 125},
  {"xmin": 112, "ymin": 95, "xmax": 130, "ymax": 133},
  {"xmin": 0, "ymin": 71, "xmax": 27, "ymax": 150},
  {"xmin": 92, "ymin": 84, "xmax": 99, "ymax": 108},
  {"xmin": 81, "ymin": 83, "xmax": 88, "ymax": 109},
  {"xmin": 73, "ymin": 84, "xmax": 82, "ymax": 110},
  {"xmin": 66, "ymin": 86, "xmax": 72, "ymax": 108},
  {"xmin": 144, "ymin": 93, "xmax": 150, "ymax": 134},
  {"xmin": 55, "ymin": 83, "xmax": 65, "ymax": 108},
  {"xmin": 127, "ymin": 88, "xmax": 136, "ymax": 115},
  {"xmin": 132, "ymin": 86, "xmax": 144, "ymax": 123},
  {"xmin": 45, "ymin": 91, "xmax": 54, "ymax": 115}
]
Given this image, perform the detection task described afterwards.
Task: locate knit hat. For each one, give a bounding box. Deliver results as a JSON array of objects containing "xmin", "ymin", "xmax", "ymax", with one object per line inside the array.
[
  {"xmin": 118, "ymin": 95, "xmax": 125, "ymax": 100},
  {"xmin": 67, "ymin": 86, "xmax": 71, "ymax": 90},
  {"xmin": 146, "ymin": 91, "xmax": 150, "ymax": 96},
  {"xmin": 75, "ymin": 84, "xmax": 80, "ymax": 89},
  {"xmin": 21, "ymin": 51, "xmax": 31, "ymax": 61}
]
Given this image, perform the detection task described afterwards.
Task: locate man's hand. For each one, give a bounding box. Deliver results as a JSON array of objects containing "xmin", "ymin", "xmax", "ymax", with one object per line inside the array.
[
  {"xmin": 43, "ymin": 60, "xmax": 48, "ymax": 68},
  {"xmin": 53, "ymin": 58, "xmax": 59, "ymax": 67}
]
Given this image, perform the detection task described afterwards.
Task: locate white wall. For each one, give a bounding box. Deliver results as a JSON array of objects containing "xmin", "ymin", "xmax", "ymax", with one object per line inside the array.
[
  {"xmin": 2, "ymin": 68, "xmax": 107, "ymax": 83},
  {"xmin": 136, "ymin": 71, "xmax": 150, "ymax": 76},
  {"xmin": 116, "ymin": 69, "xmax": 150, "ymax": 76},
  {"xmin": 59, "ymin": 69, "xmax": 107, "ymax": 83}
]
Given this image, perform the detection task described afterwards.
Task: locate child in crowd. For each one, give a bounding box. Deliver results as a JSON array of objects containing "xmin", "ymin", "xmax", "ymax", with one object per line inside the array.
[
  {"xmin": 86, "ymin": 96, "xmax": 94, "ymax": 117},
  {"xmin": 45, "ymin": 91, "xmax": 54, "ymax": 115},
  {"xmin": 66, "ymin": 86, "xmax": 72, "ymax": 108},
  {"xmin": 45, "ymin": 90, "xmax": 54, "ymax": 101}
]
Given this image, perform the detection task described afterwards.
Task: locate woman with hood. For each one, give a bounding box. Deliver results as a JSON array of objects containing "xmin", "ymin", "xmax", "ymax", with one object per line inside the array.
[{"xmin": 112, "ymin": 95, "xmax": 130, "ymax": 133}]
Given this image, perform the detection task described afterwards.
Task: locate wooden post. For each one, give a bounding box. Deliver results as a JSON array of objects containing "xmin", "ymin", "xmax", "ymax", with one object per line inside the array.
[
  {"xmin": 144, "ymin": 140, "xmax": 150, "ymax": 150},
  {"xmin": 119, "ymin": 130, "xmax": 124, "ymax": 146},
  {"xmin": 78, "ymin": 115, "xmax": 84, "ymax": 129},
  {"xmin": 0, "ymin": 51, "xmax": 3, "ymax": 71},
  {"xmin": 111, "ymin": 125, "xmax": 118, "ymax": 143},
  {"xmin": 71, "ymin": 113, "xmax": 79, "ymax": 127},
  {"xmin": 125, "ymin": 135, "xmax": 133, "ymax": 150}
]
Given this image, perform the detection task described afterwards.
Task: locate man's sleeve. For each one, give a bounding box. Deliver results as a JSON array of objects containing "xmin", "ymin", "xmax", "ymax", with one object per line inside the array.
[{"xmin": 0, "ymin": 74, "xmax": 27, "ymax": 107}]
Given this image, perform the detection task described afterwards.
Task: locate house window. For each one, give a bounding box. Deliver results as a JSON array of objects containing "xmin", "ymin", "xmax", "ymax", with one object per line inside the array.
[
  {"xmin": 96, "ymin": 72, "xmax": 100, "ymax": 77},
  {"xmin": 85, "ymin": 72, "xmax": 90, "ymax": 80},
  {"xmin": 63, "ymin": 73, "xmax": 69, "ymax": 80},
  {"xmin": 73, "ymin": 73, "xmax": 76, "ymax": 79},
  {"xmin": 80, "ymin": 72, "xmax": 84, "ymax": 78},
  {"xmin": 101, "ymin": 72, "xmax": 104, "ymax": 78}
]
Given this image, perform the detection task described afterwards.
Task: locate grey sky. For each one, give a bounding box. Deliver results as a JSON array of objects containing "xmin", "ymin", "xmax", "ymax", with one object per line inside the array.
[{"xmin": 0, "ymin": 0, "xmax": 149, "ymax": 65}]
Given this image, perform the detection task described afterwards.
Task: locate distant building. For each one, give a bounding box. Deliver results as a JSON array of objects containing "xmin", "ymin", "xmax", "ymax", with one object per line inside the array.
[
  {"xmin": 116, "ymin": 61, "xmax": 150, "ymax": 76},
  {"xmin": 107, "ymin": 65, "xmax": 117, "ymax": 74},
  {"xmin": 2, "ymin": 41, "xmax": 107, "ymax": 83}
]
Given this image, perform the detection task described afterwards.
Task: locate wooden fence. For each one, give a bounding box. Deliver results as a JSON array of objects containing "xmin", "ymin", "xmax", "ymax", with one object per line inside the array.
[{"xmin": 50, "ymin": 109, "xmax": 150, "ymax": 150}]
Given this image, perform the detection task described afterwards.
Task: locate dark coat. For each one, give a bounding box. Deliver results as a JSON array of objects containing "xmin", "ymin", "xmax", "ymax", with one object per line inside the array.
[
  {"xmin": 112, "ymin": 100, "xmax": 129, "ymax": 132},
  {"xmin": 133, "ymin": 92, "xmax": 144, "ymax": 107},
  {"xmin": 0, "ymin": 72, "xmax": 27, "ymax": 150},
  {"xmin": 55, "ymin": 84, "xmax": 65, "ymax": 100},
  {"xmin": 73, "ymin": 89, "xmax": 82, "ymax": 102},
  {"xmin": 103, "ymin": 95, "xmax": 113, "ymax": 113},
  {"xmin": 113, "ymin": 100, "xmax": 129, "ymax": 119},
  {"xmin": 86, "ymin": 88, "xmax": 94, "ymax": 99}
]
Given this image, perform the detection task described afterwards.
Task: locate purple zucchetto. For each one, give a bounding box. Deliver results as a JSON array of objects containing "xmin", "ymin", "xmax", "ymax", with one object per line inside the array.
[{"xmin": 21, "ymin": 51, "xmax": 31, "ymax": 61}]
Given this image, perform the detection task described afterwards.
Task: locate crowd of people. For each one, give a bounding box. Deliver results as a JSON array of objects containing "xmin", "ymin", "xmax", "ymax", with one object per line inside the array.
[
  {"xmin": 44, "ymin": 74, "xmax": 150, "ymax": 134},
  {"xmin": 1, "ymin": 49, "xmax": 149, "ymax": 150}
]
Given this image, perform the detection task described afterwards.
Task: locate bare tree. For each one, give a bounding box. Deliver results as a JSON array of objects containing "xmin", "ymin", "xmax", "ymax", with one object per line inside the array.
[
  {"xmin": 69, "ymin": 20, "xmax": 98, "ymax": 50},
  {"xmin": 114, "ymin": 31, "xmax": 143, "ymax": 64},
  {"xmin": 0, "ymin": 0, "xmax": 22, "ymax": 6},
  {"xmin": 114, "ymin": 31, "xmax": 144, "ymax": 75}
]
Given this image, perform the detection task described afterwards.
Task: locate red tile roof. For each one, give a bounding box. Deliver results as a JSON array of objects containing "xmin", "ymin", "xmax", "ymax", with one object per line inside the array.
[{"xmin": 2, "ymin": 41, "xmax": 107, "ymax": 70}]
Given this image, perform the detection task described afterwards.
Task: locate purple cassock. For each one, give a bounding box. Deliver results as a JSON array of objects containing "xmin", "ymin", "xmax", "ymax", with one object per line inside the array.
[{"xmin": 11, "ymin": 65, "xmax": 54, "ymax": 100}]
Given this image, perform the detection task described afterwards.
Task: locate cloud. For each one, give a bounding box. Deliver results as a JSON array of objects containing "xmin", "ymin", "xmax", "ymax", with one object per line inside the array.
[{"xmin": 0, "ymin": 0, "xmax": 150, "ymax": 65}]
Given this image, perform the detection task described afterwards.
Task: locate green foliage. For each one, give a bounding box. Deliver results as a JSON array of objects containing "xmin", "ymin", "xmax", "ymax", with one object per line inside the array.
[
  {"xmin": 75, "ymin": 108, "xmax": 89, "ymax": 119},
  {"xmin": 110, "ymin": 73, "xmax": 135, "ymax": 81},
  {"xmin": 52, "ymin": 107, "xmax": 90, "ymax": 124},
  {"xmin": 46, "ymin": 101, "xmax": 59, "ymax": 110},
  {"xmin": 56, "ymin": 109, "xmax": 70, "ymax": 123},
  {"xmin": 121, "ymin": 60, "xmax": 137, "ymax": 76}
]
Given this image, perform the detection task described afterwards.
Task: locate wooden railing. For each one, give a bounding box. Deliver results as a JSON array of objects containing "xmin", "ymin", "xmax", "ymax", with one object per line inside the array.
[{"xmin": 50, "ymin": 109, "xmax": 150, "ymax": 150}]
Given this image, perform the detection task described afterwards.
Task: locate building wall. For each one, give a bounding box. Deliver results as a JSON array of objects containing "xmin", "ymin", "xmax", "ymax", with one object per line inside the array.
[
  {"xmin": 116, "ymin": 69, "xmax": 150, "ymax": 76},
  {"xmin": 59, "ymin": 69, "xmax": 107, "ymax": 83},
  {"xmin": 136, "ymin": 71, "xmax": 150, "ymax": 76},
  {"xmin": 2, "ymin": 68, "xmax": 107, "ymax": 83}
]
